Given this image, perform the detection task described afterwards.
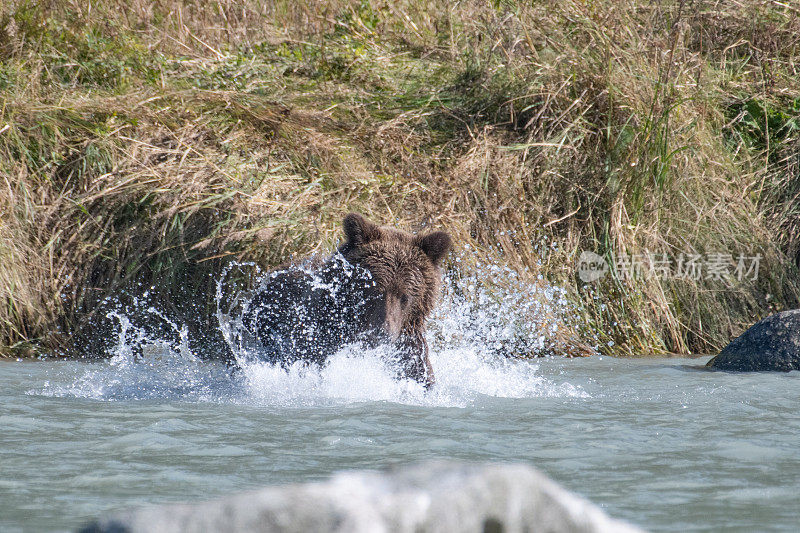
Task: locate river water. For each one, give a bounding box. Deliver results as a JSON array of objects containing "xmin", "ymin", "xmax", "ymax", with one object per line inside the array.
[
  {"xmin": 2, "ymin": 352, "xmax": 799, "ymax": 532},
  {"xmin": 3, "ymin": 266, "xmax": 799, "ymax": 532}
]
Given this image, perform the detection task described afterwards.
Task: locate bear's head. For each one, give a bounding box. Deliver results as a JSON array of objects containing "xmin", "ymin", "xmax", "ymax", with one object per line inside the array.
[{"xmin": 338, "ymin": 213, "xmax": 451, "ymax": 342}]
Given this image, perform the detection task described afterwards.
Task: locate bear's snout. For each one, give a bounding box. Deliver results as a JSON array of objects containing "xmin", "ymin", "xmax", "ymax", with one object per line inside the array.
[
  {"xmin": 361, "ymin": 291, "xmax": 404, "ymax": 343},
  {"xmin": 382, "ymin": 293, "xmax": 404, "ymax": 340}
]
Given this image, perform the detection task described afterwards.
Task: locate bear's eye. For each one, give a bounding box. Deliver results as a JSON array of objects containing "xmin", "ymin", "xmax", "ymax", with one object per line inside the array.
[{"xmin": 400, "ymin": 295, "xmax": 409, "ymax": 307}]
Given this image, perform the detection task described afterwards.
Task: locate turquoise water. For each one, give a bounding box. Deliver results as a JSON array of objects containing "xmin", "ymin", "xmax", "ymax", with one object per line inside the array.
[{"xmin": 2, "ymin": 353, "xmax": 799, "ymax": 532}]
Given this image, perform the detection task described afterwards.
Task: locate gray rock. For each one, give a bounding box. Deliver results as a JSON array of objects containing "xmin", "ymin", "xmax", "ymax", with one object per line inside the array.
[
  {"xmin": 708, "ymin": 309, "xmax": 800, "ymax": 371},
  {"xmin": 80, "ymin": 461, "xmax": 645, "ymax": 533}
]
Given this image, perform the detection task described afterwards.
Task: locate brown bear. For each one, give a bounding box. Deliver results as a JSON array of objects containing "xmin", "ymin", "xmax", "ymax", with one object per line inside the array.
[{"xmin": 242, "ymin": 213, "xmax": 451, "ymax": 388}]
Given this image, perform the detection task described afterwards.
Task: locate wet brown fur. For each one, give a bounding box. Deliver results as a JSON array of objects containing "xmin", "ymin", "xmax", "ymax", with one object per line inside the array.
[
  {"xmin": 338, "ymin": 214, "xmax": 451, "ymax": 386},
  {"xmin": 342, "ymin": 218, "xmax": 447, "ymax": 339},
  {"xmin": 244, "ymin": 213, "xmax": 451, "ymax": 388}
]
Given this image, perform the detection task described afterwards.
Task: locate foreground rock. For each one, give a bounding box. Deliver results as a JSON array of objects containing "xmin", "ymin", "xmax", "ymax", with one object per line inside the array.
[
  {"xmin": 81, "ymin": 461, "xmax": 644, "ymax": 533},
  {"xmin": 707, "ymin": 309, "xmax": 800, "ymax": 371}
]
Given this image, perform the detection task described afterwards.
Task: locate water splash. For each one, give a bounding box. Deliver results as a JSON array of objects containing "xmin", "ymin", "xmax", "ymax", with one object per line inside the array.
[
  {"xmin": 34, "ymin": 258, "xmax": 590, "ymax": 407},
  {"xmin": 430, "ymin": 261, "xmax": 589, "ymax": 358}
]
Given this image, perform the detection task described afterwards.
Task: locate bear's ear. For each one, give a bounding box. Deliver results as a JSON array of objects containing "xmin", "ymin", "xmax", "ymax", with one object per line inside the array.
[
  {"xmin": 343, "ymin": 213, "xmax": 381, "ymax": 247},
  {"xmin": 417, "ymin": 231, "xmax": 452, "ymax": 266}
]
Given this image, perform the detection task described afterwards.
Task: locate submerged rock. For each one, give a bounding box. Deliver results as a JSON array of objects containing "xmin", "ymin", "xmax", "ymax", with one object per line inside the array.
[
  {"xmin": 707, "ymin": 309, "xmax": 800, "ymax": 371},
  {"xmin": 80, "ymin": 461, "xmax": 644, "ymax": 533}
]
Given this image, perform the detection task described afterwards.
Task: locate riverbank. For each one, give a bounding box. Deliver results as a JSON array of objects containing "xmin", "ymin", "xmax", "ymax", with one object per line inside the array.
[{"xmin": 1, "ymin": 1, "xmax": 799, "ymax": 358}]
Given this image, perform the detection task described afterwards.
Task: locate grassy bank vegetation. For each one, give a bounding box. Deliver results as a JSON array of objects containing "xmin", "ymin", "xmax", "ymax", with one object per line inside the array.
[{"xmin": 1, "ymin": 0, "xmax": 799, "ymax": 358}]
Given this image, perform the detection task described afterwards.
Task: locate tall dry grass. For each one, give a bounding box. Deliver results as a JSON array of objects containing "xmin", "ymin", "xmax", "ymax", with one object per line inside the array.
[{"xmin": 0, "ymin": 0, "xmax": 798, "ymax": 357}]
